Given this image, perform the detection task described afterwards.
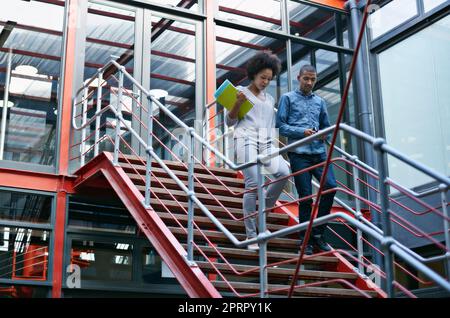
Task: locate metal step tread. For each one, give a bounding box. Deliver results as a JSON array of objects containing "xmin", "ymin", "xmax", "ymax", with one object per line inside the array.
[
  {"xmin": 212, "ymin": 281, "xmax": 378, "ymax": 298},
  {"xmin": 197, "ymin": 261, "xmax": 359, "ymax": 281}
]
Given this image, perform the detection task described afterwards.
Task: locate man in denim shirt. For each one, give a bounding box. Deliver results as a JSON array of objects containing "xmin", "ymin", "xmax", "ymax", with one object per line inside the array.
[{"xmin": 276, "ymin": 65, "xmax": 336, "ymax": 255}]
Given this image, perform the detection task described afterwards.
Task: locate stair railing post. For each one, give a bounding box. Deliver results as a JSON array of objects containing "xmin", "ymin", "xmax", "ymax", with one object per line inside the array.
[
  {"xmin": 187, "ymin": 128, "xmax": 196, "ymax": 261},
  {"xmin": 80, "ymin": 86, "xmax": 88, "ymax": 166},
  {"xmin": 257, "ymin": 155, "xmax": 268, "ymax": 298},
  {"xmin": 374, "ymin": 138, "xmax": 395, "ymax": 297},
  {"xmin": 94, "ymin": 70, "xmax": 103, "ymax": 157},
  {"xmin": 439, "ymin": 184, "xmax": 450, "ymax": 281},
  {"xmin": 113, "ymin": 68, "xmax": 124, "ymax": 166},
  {"xmin": 351, "ymin": 155, "xmax": 365, "ymax": 275},
  {"xmin": 144, "ymin": 95, "xmax": 154, "ymax": 208}
]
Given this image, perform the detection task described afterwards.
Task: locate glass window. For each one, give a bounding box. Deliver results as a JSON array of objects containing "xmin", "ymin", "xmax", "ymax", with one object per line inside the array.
[
  {"xmin": 146, "ymin": 0, "xmax": 200, "ymax": 12},
  {"xmin": 0, "ymin": 0, "xmax": 65, "ymax": 166},
  {"xmin": 70, "ymin": 239, "xmax": 133, "ymax": 282},
  {"xmin": 149, "ymin": 15, "xmax": 198, "ymax": 161},
  {"xmin": 0, "ymin": 190, "xmax": 52, "ymax": 224},
  {"xmin": 369, "ymin": 0, "xmax": 418, "ymax": 39},
  {"xmin": 214, "ymin": 25, "xmax": 288, "ymax": 165},
  {"xmin": 68, "ymin": 198, "xmax": 136, "ymax": 234},
  {"xmin": 423, "ymin": 0, "xmax": 448, "ymax": 12},
  {"xmin": 141, "ymin": 246, "xmax": 179, "ymax": 284},
  {"xmin": 288, "ymin": 0, "xmax": 337, "ymax": 42},
  {"xmin": 378, "ymin": 15, "xmax": 450, "ymax": 188},
  {"xmin": 291, "ymin": 44, "xmax": 311, "ymax": 89},
  {"xmin": 217, "ymin": 0, "xmax": 282, "ymax": 31},
  {"xmin": 71, "ymin": 3, "xmax": 136, "ymax": 166},
  {"xmin": 0, "ymin": 226, "xmax": 50, "ymax": 281},
  {"xmin": 0, "ymin": 283, "xmax": 49, "ymax": 298}
]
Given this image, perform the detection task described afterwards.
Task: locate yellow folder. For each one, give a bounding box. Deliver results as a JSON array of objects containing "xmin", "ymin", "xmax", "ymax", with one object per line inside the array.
[{"xmin": 214, "ymin": 79, "xmax": 254, "ymax": 120}]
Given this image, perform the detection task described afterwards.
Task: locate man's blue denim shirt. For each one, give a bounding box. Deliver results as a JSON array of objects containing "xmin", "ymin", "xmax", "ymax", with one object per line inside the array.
[{"xmin": 276, "ymin": 89, "xmax": 330, "ymax": 155}]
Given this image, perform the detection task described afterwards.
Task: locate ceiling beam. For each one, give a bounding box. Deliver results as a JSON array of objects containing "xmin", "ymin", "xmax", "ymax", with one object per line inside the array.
[{"xmin": 0, "ymin": 21, "xmax": 16, "ymax": 48}]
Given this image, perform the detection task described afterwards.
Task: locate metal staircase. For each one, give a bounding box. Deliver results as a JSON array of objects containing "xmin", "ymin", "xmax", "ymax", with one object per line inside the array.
[{"xmin": 69, "ymin": 59, "xmax": 450, "ymax": 298}]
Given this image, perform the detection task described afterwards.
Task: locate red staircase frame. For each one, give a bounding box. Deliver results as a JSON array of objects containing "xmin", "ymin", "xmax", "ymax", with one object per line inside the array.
[{"xmin": 73, "ymin": 152, "xmax": 221, "ymax": 298}]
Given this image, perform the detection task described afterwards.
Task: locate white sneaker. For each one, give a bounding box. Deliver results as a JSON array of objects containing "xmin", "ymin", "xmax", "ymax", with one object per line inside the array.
[{"xmin": 247, "ymin": 243, "xmax": 259, "ymax": 251}]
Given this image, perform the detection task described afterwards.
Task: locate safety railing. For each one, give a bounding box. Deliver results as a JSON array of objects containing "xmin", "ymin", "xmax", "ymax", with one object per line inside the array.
[{"xmin": 71, "ymin": 58, "xmax": 450, "ymax": 298}]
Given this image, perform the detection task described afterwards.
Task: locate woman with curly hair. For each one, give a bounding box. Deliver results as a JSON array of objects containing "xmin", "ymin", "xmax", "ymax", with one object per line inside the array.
[{"xmin": 226, "ymin": 51, "xmax": 290, "ymax": 251}]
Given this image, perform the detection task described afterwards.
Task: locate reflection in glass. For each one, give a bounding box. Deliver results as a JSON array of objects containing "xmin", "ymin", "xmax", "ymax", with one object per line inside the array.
[
  {"xmin": 0, "ymin": 227, "xmax": 49, "ymax": 281},
  {"xmin": 0, "ymin": 190, "xmax": 52, "ymax": 224},
  {"xmin": 142, "ymin": 246, "xmax": 178, "ymax": 284},
  {"xmin": 68, "ymin": 198, "xmax": 137, "ymax": 234},
  {"xmin": 0, "ymin": 0, "xmax": 64, "ymax": 166},
  {"xmin": 146, "ymin": 0, "xmax": 200, "ymax": 12},
  {"xmin": 217, "ymin": 0, "xmax": 282, "ymax": 30},
  {"xmin": 70, "ymin": 239, "xmax": 133, "ymax": 282},
  {"xmin": 369, "ymin": 0, "xmax": 418, "ymax": 39},
  {"xmin": 0, "ymin": 283, "xmax": 49, "ymax": 298},
  {"xmin": 288, "ymin": 1, "xmax": 336, "ymax": 41},
  {"xmin": 150, "ymin": 16, "xmax": 197, "ymax": 161},
  {"xmin": 423, "ymin": 0, "xmax": 448, "ymax": 12}
]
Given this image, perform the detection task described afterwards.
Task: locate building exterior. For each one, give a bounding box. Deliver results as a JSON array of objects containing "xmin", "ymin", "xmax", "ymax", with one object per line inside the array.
[{"xmin": 0, "ymin": 0, "xmax": 449, "ymax": 298}]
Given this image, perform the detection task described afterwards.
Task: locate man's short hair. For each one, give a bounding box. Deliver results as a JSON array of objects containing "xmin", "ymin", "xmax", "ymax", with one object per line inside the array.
[
  {"xmin": 299, "ymin": 64, "xmax": 317, "ymax": 76},
  {"xmin": 246, "ymin": 51, "xmax": 281, "ymax": 81}
]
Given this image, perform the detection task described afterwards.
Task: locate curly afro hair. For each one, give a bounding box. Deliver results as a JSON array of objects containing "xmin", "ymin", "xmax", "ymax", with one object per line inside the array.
[{"xmin": 246, "ymin": 51, "xmax": 281, "ymax": 81}]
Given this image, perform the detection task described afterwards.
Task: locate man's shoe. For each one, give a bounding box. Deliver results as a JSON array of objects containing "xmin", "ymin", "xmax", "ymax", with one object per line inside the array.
[
  {"xmin": 299, "ymin": 241, "xmax": 314, "ymax": 255},
  {"xmin": 247, "ymin": 243, "xmax": 259, "ymax": 251},
  {"xmin": 313, "ymin": 236, "xmax": 331, "ymax": 252}
]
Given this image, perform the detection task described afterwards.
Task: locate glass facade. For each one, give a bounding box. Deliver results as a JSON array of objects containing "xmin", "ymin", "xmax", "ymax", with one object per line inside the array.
[
  {"xmin": 0, "ymin": 0, "xmax": 65, "ymax": 167},
  {"xmin": 378, "ymin": 14, "xmax": 450, "ymax": 189},
  {"xmin": 0, "ymin": 0, "xmax": 447, "ymax": 297},
  {"xmin": 369, "ymin": 0, "xmax": 418, "ymax": 39}
]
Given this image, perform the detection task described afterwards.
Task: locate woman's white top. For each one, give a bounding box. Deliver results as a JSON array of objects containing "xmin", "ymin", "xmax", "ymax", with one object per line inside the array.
[{"xmin": 225, "ymin": 86, "xmax": 276, "ymax": 143}]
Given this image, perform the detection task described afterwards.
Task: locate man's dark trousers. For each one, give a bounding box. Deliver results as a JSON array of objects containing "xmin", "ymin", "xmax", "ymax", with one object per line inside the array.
[{"xmin": 288, "ymin": 152, "xmax": 337, "ymax": 239}]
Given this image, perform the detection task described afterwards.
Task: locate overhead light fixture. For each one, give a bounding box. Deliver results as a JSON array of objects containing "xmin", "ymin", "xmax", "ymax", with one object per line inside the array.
[
  {"xmin": 0, "ymin": 100, "xmax": 14, "ymax": 108},
  {"xmin": 149, "ymin": 89, "xmax": 168, "ymax": 100},
  {"xmin": 14, "ymin": 65, "xmax": 38, "ymax": 75},
  {"xmin": 84, "ymin": 78, "xmax": 107, "ymax": 88},
  {"xmin": 9, "ymin": 65, "xmax": 52, "ymax": 100}
]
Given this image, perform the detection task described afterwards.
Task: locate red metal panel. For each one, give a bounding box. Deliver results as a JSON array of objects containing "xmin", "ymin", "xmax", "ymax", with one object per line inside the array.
[
  {"xmin": 51, "ymin": 0, "xmax": 81, "ymax": 298},
  {"xmin": 58, "ymin": 0, "xmax": 79, "ymax": 176},
  {"xmin": 52, "ymin": 191, "xmax": 67, "ymax": 298},
  {"xmin": 206, "ymin": 0, "xmax": 217, "ymax": 166},
  {"xmin": 0, "ymin": 168, "xmax": 75, "ymax": 193},
  {"xmin": 73, "ymin": 152, "xmax": 221, "ymax": 297},
  {"xmin": 307, "ymin": 0, "xmax": 347, "ymax": 10}
]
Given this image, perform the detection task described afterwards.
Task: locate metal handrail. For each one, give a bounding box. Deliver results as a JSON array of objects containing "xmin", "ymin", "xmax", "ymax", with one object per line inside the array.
[{"xmin": 72, "ymin": 60, "xmax": 450, "ymax": 297}]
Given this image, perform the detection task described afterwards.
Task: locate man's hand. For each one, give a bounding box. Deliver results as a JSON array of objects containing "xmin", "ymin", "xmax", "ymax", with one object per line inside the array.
[{"xmin": 304, "ymin": 129, "xmax": 316, "ymax": 137}]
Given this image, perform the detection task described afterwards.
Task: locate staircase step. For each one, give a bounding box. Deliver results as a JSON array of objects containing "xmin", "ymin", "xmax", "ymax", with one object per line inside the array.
[
  {"xmin": 118, "ymin": 154, "xmax": 239, "ymax": 178},
  {"xmin": 119, "ymin": 163, "xmax": 245, "ymax": 187},
  {"xmin": 157, "ymin": 212, "xmax": 286, "ymax": 233},
  {"xmin": 128, "ymin": 174, "xmax": 244, "ymax": 196},
  {"xmin": 197, "ymin": 261, "xmax": 358, "ymax": 281},
  {"xmin": 150, "ymin": 199, "xmax": 289, "ymax": 225},
  {"xmin": 186, "ymin": 245, "xmax": 339, "ymax": 266},
  {"xmin": 137, "ymin": 185, "xmax": 244, "ymax": 207},
  {"xmin": 168, "ymin": 227, "xmax": 300, "ymax": 250},
  {"xmin": 212, "ymin": 281, "xmax": 378, "ymax": 298}
]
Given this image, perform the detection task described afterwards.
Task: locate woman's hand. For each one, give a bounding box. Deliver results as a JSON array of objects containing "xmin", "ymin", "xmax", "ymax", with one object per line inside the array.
[
  {"xmin": 235, "ymin": 91, "xmax": 247, "ymax": 106},
  {"xmin": 228, "ymin": 90, "xmax": 247, "ymax": 120}
]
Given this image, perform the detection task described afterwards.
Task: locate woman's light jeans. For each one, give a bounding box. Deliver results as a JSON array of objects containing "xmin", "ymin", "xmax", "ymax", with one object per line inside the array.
[{"xmin": 235, "ymin": 137, "xmax": 290, "ymax": 239}]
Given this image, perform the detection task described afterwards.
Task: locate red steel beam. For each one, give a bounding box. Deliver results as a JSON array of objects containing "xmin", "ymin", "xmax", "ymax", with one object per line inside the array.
[
  {"xmin": 0, "ymin": 168, "xmax": 75, "ymax": 193},
  {"xmin": 52, "ymin": 0, "xmax": 81, "ymax": 299},
  {"xmin": 307, "ymin": 0, "xmax": 347, "ymax": 10},
  {"xmin": 206, "ymin": 0, "xmax": 216, "ymax": 166},
  {"xmin": 73, "ymin": 152, "xmax": 221, "ymax": 297}
]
